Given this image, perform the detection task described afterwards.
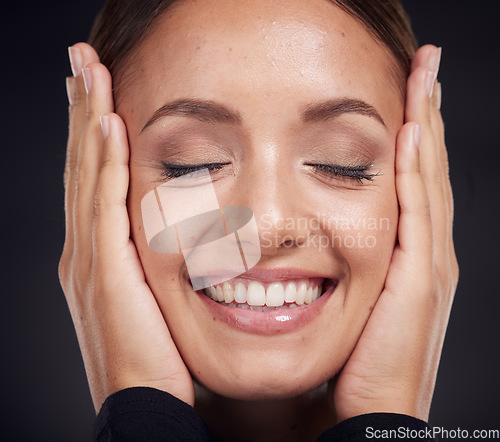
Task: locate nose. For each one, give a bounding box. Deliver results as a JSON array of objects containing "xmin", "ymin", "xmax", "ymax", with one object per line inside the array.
[{"xmin": 234, "ymin": 157, "xmax": 313, "ymax": 256}]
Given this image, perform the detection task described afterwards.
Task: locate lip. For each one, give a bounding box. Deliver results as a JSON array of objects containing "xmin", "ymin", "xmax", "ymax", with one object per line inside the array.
[
  {"xmin": 194, "ymin": 267, "xmax": 338, "ymax": 335},
  {"xmin": 192, "ymin": 266, "xmax": 333, "ymax": 286}
]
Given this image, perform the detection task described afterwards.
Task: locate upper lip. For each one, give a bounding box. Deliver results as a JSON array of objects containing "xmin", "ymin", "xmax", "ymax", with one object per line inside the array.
[{"xmin": 193, "ymin": 266, "xmax": 337, "ymax": 285}]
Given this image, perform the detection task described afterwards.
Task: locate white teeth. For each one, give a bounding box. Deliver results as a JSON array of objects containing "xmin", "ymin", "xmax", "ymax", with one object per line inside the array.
[
  {"xmin": 284, "ymin": 282, "xmax": 297, "ymax": 303},
  {"xmin": 266, "ymin": 282, "xmax": 285, "ymax": 307},
  {"xmin": 204, "ymin": 279, "xmax": 325, "ymax": 308},
  {"xmin": 247, "ymin": 281, "xmax": 266, "ymax": 306},
  {"xmin": 208, "ymin": 286, "xmax": 217, "ymax": 301},
  {"xmin": 223, "ymin": 282, "xmax": 234, "ymax": 303},
  {"xmin": 216, "ymin": 285, "xmax": 224, "ymax": 302},
  {"xmin": 234, "ymin": 282, "xmax": 246, "ymax": 303},
  {"xmin": 296, "ymin": 281, "xmax": 307, "ymax": 305}
]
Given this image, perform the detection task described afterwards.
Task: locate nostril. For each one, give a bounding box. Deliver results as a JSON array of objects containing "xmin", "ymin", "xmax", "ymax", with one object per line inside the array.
[{"xmin": 280, "ymin": 239, "xmax": 295, "ymax": 248}]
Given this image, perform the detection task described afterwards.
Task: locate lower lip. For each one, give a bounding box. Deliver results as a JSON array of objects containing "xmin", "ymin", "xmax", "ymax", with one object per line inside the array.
[{"xmin": 196, "ymin": 284, "xmax": 336, "ymax": 335}]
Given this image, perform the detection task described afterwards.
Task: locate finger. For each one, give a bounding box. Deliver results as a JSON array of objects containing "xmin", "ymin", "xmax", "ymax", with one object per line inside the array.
[
  {"xmin": 65, "ymin": 43, "xmax": 101, "ymax": 213},
  {"xmin": 73, "ymin": 63, "xmax": 114, "ymax": 265},
  {"xmin": 429, "ymin": 81, "xmax": 452, "ymax": 224},
  {"xmin": 409, "ymin": 45, "xmax": 444, "ymax": 174},
  {"xmin": 66, "ymin": 43, "xmax": 100, "ymax": 160},
  {"xmin": 405, "ymin": 66, "xmax": 445, "ymax": 215},
  {"xmin": 410, "ymin": 49, "xmax": 457, "ymax": 295},
  {"xmin": 430, "ymin": 83, "xmax": 457, "ymax": 287},
  {"xmin": 411, "ymin": 44, "xmax": 441, "ymax": 74},
  {"xmin": 92, "ymin": 113, "xmax": 131, "ymax": 271},
  {"xmin": 63, "ymin": 44, "xmax": 101, "ymax": 258},
  {"xmin": 405, "ymin": 59, "xmax": 450, "ymax": 266},
  {"xmin": 408, "ymin": 45, "xmax": 442, "ymax": 142},
  {"xmin": 430, "ymin": 82, "xmax": 453, "ymax": 223},
  {"xmin": 395, "ymin": 122, "xmax": 432, "ymax": 264},
  {"xmin": 63, "ymin": 76, "xmax": 84, "ymax": 258}
]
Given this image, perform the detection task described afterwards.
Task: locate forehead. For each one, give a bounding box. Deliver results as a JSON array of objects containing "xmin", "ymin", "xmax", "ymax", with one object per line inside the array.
[{"xmin": 119, "ymin": 0, "xmax": 403, "ymax": 133}]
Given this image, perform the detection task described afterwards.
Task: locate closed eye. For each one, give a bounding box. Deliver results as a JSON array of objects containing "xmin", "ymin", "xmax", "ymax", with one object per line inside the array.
[
  {"xmin": 305, "ymin": 163, "xmax": 379, "ymax": 183},
  {"xmin": 161, "ymin": 162, "xmax": 229, "ymax": 179}
]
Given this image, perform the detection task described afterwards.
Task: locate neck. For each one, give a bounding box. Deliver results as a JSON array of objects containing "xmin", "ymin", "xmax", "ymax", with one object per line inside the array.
[{"xmin": 194, "ymin": 382, "xmax": 337, "ymax": 441}]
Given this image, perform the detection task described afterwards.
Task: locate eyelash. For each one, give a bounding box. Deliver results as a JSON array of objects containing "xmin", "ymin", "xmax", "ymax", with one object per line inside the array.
[
  {"xmin": 161, "ymin": 162, "xmax": 228, "ymax": 179},
  {"xmin": 161, "ymin": 162, "xmax": 378, "ymax": 182},
  {"xmin": 305, "ymin": 163, "xmax": 379, "ymax": 183}
]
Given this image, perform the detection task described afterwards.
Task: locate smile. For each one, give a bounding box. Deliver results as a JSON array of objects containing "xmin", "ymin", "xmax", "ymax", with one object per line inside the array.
[
  {"xmin": 203, "ymin": 278, "xmax": 326, "ymax": 311},
  {"xmin": 194, "ymin": 270, "xmax": 338, "ymax": 334}
]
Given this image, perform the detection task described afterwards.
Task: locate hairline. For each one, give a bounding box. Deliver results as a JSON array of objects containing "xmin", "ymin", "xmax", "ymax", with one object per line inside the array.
[{"xmin": 111, "ymin": 0, "xmax": 409, "ymax": 108}]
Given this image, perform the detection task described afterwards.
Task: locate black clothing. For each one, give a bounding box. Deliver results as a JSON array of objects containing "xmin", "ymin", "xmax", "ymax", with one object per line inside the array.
[{"xmin": 95, "ymin": 387, "xmax": 435, "ymax": 441}]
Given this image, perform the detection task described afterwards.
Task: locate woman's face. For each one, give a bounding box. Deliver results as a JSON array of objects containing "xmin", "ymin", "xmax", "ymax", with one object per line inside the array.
[{"xmin": 121, "ymin": 0, "xmax": 402, "ymax": 400}]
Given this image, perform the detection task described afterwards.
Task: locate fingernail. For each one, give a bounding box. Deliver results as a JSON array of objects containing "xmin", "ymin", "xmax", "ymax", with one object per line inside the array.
[
  {"xmin": 82, "ymin": 67, "xmax": 92, "ymax": 94},
  {"xmin": 414, "ymin": 124, "xmax": 422, "ymax": 147},
  {"xmin": 100, "ymin": 115, "xmax": 110, "ymax": 139},
  {"xmin": 425, "ymin": 70, "xmax": 435, "ymax": 97},
  {"xmin": 68, "ymin": 46, "xmax": 82, "ymax": 77},
  {"xmin": 66, "ymin": 77, "xmax": 74, "ymax": 105},
  {"xmin": 429, "ymin": 47, "xmax": 442, "ymax": 76}
]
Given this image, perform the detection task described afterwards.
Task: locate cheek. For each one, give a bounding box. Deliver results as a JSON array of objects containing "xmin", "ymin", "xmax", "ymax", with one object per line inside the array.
[
  {"xmin": 127, "ymin": 164, "xmax": 187, "ymax": 301},
  {"xmin": 324, "ymin": 188, "xmax": 398, "ymax": 319},
  {"xmin": 334, "ymin": 197, "xmax": 398, "ymax": 274}
]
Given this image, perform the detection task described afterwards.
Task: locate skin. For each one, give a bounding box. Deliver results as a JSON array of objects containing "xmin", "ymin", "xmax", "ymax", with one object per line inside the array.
[
  {"xmin": 60, "ymin": 0, "xmax": 458, "ymax": 440},
  {"xmin": 128, "ymin": 0, "xmax": 399, "ymax": 402}
]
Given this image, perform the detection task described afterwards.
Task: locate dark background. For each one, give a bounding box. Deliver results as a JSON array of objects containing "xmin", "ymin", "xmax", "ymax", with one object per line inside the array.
[{"xmin": 3, "ymin": 0, "xmax": 499, "ymax": 440}]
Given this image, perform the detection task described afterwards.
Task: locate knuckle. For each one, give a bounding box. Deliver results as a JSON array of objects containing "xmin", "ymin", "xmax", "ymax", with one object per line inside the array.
[
  {"xmin": 75, "ymin": 163, "xmax": 89, "ymax": 189},
  {"xmin": 63, "ymin": 167, "xmax": 70, "ymax": 191},
  {"xmin": 432, "ymin": 171, "xmax": 443, "ymax": 187},
  {"xmin": 58, "ymin": 252, "xmax": 80, "ymax": 299},
  {"xmin": 58, "ymin": 254, "xmax": 70, "ymax": 287},
  {"xmin": 85, "ymin": 106, "xmax": 99, "ymax": 121},
  {"xmin": 452, "ymin": 256, "xmax": 460, "ymax": 282},
  {"xmin": 93, "ymin": 192, "xmax": 107, "ymax": 217},
  {"xmin": 420, "ymin": 169, "xmax": 441, "ymax": 189},
  {"xmin": 59, "ymin": 244, "xmax": 95, "ymax": 309},
  {"xmin": 419, "ymin": 198, "xmax": 432, "ymax": 219},
  {"xmin": 69, "ymin": 89, "xmax": 86, "ymax": 109}
]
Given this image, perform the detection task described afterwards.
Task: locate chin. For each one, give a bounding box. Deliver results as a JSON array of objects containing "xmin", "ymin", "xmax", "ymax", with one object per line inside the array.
[{"xmin": 193, "ymin": 347, "xmax": 342, "ymax": 401}]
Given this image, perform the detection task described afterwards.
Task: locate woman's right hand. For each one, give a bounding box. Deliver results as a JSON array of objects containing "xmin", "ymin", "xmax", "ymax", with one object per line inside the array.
[{"xmin": 58, "ymin": 43, "xmax": 194, "ymax": 412}]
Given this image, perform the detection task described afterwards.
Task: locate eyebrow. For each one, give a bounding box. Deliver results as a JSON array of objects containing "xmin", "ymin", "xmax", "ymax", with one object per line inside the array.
[
  {"xmin": 140, "ymin": 98, "xmax": 243, "ymax": 133},
  {"xmin": 140, "ymin": 97, "xmax": 386, "ymax": 134},
  {"xmin": 302, "ymin": 98, "xmax": 386, "ymax": 128}
]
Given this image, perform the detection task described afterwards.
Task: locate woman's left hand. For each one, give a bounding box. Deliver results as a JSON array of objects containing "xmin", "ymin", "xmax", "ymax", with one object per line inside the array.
[{"xmin": 332, "ymin": 44, "xmax": 459, "ymax": 422}]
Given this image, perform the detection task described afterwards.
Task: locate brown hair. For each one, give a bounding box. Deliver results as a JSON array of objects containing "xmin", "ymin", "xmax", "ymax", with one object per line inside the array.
[{"xmin": 88, "ymin": 0, "xmax": 417, "ymax": 100}]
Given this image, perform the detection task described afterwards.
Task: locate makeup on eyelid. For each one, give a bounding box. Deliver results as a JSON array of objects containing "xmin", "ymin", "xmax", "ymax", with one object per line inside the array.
[
  {"xmin": 134, "ymin": 98, "xmax": 390, "ymax": 190},
  {"xmin": 142, "ymin": 134, "xmax": 382, "ymax": 174},
  {"xmin": 143, "ymin": 133, "xmax": 383, "ymax": 184}
]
